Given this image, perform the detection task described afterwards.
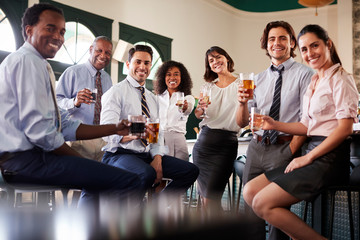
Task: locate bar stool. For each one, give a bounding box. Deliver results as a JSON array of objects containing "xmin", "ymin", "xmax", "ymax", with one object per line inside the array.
[
  {"xmin": 302, "ymin": 166, "xmax": 360, "ymax": 240},
  {"xmin": 234, "ymin": 155, "xmax": 246, "ymax": 213},
  {"xmin": 0, "ymin": 169, "xmax": 71, "ymax": 209}
]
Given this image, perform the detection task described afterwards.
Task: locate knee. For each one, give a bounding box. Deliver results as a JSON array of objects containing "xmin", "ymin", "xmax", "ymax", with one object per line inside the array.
[
  {"xmin": 251, "ymin": 195, "xmax": 268, "ymax": 219},
  {"xmin": 243, "ymin": 183, "xmax": 257, "ymax": 207}
]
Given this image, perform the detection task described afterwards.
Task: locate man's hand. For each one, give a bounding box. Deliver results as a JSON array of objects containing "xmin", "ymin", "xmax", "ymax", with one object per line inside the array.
[
  {"xmin": 150, "ymin": 155, "xmax": 163, "ymax": 187},
  {"xmin": 74, "ymin": 88, "xmax": 94, "ymax": 107}
]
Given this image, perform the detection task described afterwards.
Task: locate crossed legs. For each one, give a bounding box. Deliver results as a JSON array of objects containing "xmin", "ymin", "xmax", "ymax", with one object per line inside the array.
[{"xmin": 243, "ymin": 174, "xmax": 327, "ymax": 240}]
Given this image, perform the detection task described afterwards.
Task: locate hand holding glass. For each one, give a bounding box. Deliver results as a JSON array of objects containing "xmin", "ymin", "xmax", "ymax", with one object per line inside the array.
[
  {"xmin": 199, "ymin": 85, "xmax": 211, "ymax": 118},
  {"xmin": 128, "ymin": 115, "xmax": 146, "ymax": 137},
  {"xmin": 250, "ymin": 107, "xmax": 266, "ymax": 131},
  {"xmin": 146, "ymin": 118, "xmax": 160, "ymax": 144},
  {"xmin": 240, "ymin": 73, "xmax": 255, "ymax": 100},
  {"xmin": 174, "ymin": 92, "xmax": 186, "ymax": 121}
]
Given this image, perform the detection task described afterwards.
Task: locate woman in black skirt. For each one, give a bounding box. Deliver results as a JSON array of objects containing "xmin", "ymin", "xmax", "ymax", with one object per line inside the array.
[
  {"xmin": 193, "ymin": 46, "xmax": 241, "ymax": 214},
  {"xmin": 243, "ymin": 25, "xmax": 359, "ymax": 239}
]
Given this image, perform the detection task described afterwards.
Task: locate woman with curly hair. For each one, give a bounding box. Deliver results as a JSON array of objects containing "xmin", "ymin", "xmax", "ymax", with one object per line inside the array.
[{"xmin": 154, "ymin": 60, "xmax": 195, "ymax": 161}]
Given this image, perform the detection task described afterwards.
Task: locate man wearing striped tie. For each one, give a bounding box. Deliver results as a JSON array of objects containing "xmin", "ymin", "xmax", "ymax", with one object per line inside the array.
[
  {"xmin": 56, "ymin": 36, "xmax": 114, "ymax": 162},
  {"xmin": 101, "ymin": 45, "xmax": 199, "ymax": 200},
  {"xmin": 235, "ymin": 21, "xmax": 314, "ymax": 240}
]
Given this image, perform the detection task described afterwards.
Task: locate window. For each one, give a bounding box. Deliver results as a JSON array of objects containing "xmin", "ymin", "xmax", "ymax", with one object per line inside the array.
[
  {"xmin": 53, "ymin": 21, "xmax": 95, "ymax": 65},
  {"xmin": 41, "ymin": 0, "xmax": 113, "ymax": 79},
  {"xmin": 118, "ymin": 22, "xmax": 172, "ymax": 90},
  {"xmin": 121, "ymin": 41, "xmax": 163, "ymax": 81},
  {"xmin": 0, "ymin": 8, "xmax": 16, "ymax": 53},
  {"xmin": 0, "ymin": 0, "xmax": 27, "ymax": 63}
]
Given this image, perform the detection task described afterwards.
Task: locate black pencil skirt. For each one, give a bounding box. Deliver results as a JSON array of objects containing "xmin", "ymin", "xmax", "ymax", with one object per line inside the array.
[
  {"xmin": 265, "ymin": 136, "xmax": 351, "ymax": 201},
  {"xmin": 192, "ymin": 126, "xmax": 238, "ymax": 200}
]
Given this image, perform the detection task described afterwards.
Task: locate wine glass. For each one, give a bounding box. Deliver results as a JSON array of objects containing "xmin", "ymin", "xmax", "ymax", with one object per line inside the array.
[
  {"xmin": 174, "ymin": 92, "xmax": 186, "ymax": 121},
  {"xmin": 199, "ymin": 84, "xmax": 211, "ymax": 118}
]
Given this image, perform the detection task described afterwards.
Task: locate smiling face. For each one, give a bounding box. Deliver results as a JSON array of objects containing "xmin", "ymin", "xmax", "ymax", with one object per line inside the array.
[
  {"xmin": 207, "ymin": 51, "xmax": 229, "ymax": 74},
  {"xmin": 298, "ymin": 32, "xmax": 333, "ymax": 72},
  {"xmin": 165, "ymin": 66, "xmax": 181, "ymax": 92},
  {"xmin": 267, "ymin": 27, "xmax": 294, "ymax": 66},
  {"xmin": 89, "ymin": 39, "xmax": 112, "ymax": 70},
  {"xmin": 126, "ymin": 51, "xmax": 152, "ymax": 85},
  {"xmin": 26, "ymin": 10, "xmax": 65, "ymax": 59}
]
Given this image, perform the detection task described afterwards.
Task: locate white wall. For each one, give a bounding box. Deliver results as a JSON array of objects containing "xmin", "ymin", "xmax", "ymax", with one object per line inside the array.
[{"xmin": 32, "ymin": 0, "xmax": 352, "ymax": 96}]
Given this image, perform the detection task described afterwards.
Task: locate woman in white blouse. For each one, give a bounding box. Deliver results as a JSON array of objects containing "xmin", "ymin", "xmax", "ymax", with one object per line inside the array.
[
  {"xmin": 154, "ymin": 60, "xmax": 195, "ymax": 161},
  {"xmin": 193, "ymin": 46, "xmax": 241, "ymax": 214}
]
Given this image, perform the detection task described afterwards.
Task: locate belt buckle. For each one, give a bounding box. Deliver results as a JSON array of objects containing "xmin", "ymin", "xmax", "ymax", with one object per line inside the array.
[{"xmin": 264, "ymin": 136, "xmax": 270, "ymax": 145}]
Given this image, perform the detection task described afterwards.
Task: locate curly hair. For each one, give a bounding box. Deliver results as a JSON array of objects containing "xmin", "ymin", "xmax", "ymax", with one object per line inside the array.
[
  {"xmin": 203, "ymin": 46, "xmax": 234, "ymax": 82},
  {"xmin": 22, "ymin": 3, "xmax": 64, "ymax": 41},
  {"xmin": 154, "ymin": 60, "xmax": 193, "ymax": 96}
]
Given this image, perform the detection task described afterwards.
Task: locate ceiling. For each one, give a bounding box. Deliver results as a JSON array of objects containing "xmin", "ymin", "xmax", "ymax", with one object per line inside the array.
[{"xmin": 221, "ymin": 0, "xmax": 337, "ymax": 13}]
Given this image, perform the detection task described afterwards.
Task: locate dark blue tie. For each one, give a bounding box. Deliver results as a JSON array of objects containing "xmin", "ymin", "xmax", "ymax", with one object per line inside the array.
[
  {"xmin": 262, "ymin": 65, "xmax": 284, "ymax": 145},
  {"xmin": 138, "ymin": 87, "xmax": 150, "ymax": 146}
]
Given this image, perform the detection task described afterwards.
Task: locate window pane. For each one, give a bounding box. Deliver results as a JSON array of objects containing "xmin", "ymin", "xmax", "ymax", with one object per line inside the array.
[
  {"xmin": 0, "ymin": 9, "xmax": 16, "ymax": 52},
  {"xmin": 53, "ymin": 21, "xmax": 95, "ymax": 64},
  {"xmin": 122, "ymin": 41, "xmax": 163, "ymax": 80}
]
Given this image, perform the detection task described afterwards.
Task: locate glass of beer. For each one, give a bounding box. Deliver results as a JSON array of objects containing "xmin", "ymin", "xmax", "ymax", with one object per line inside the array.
[
  {"xmin": 240, "ymin": 73, "xmax": 255, "ymax": 99},
  {"xmin": 250, "ymin": 107, "xmax": 266, "ymax": 131},
  {"xmin": 147, "ymin": 118, "xmax": 160, "ymax": 144},
  {"xmin": 128, "ymin": 115, "xmax": 146, "ymax": 137}
]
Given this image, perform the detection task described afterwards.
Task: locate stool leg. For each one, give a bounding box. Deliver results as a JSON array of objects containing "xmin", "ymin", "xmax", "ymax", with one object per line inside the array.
[
  {"xmin": 227, "ymin": 179, "xmax": 232, "ymax": 211},
  {"xmin": 347, "ymin": 190, "xmax": 354, "ymax": 240},
  {"xmin": 329, "ymin": 191, "xmax": 335, "ymax": 240},
  {"xmin": 303, "ymin": 201, "xmax": 309, "ymax": 223},
  {"xmin": 188, "ymin": 184, "xmax": 194, "ymax": 210},
  {"xmin": 236, "ymin": 180, "xmax": 242, "ymax": 213}
]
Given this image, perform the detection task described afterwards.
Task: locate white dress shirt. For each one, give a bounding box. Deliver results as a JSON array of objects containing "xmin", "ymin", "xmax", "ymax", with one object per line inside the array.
[
  {"xmin": 158, "ymin": 90, "xmax": 195, "ymax": 134},
  {"xmin": 101, "ymin": 75, "xmax": 167, "ymax": 157}
]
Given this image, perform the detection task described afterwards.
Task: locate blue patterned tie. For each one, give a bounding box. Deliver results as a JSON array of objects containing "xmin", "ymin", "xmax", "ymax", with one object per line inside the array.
[
  {"xmin": 138, "ymin": 87, "xmax": 150, "ymax": 146},
  {"xmin": 262, "ymin": 65, "xmax": 284, "ymax": 145}
]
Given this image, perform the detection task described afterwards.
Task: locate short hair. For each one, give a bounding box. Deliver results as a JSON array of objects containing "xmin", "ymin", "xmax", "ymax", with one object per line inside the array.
[
  {"xmin": 298, "ymin": 24, "xmax": 341, "ymax": 65},
  {"xmin": 260, "ymin": 21, "xmax": 297, "ymax": 59},
  {"xmin": 203, "ymin": 46, "xmax": 234, "ymax": 82},
  {"xmin": 21, "ymin": 3, "xmax": 64, "ymax": 41},
  {"xmin": 154, "ymin": 60, "xmax": 193, "ymax": 96},
  {"xmin": 128, "ymin": 44, "xmax": 153, "ymax": 62},
  {"xmin": 92, "ymin": 36, "xmax": 113, "ymax": 48}
]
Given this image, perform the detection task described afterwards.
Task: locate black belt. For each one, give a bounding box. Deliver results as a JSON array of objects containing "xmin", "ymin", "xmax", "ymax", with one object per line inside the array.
[{"xmin": 255, "ymin": 134, "xmax": 293, "ymax": 145}]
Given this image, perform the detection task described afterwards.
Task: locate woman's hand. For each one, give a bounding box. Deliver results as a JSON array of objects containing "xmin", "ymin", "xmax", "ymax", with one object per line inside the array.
[
  {"xmin": 237, "ymin": 84, "xmax": 250, "ymax": 104},
  {"xmin": 262, "ymin": 116, "xmax": 276, "ymax": 130},
  {"xmin": 285, "ymin": 155, "xmax": 313, "ymax": 173}
]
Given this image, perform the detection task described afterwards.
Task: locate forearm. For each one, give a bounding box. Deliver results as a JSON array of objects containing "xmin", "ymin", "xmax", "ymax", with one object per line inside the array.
[
  {"xmin": 236, "ymin": 103, "xmax": 249, "ymax": 128},
  {"xmin": 76, "ymin": 123, "xmax": 118, "ymax": 140},
  {"xmin": 273, "ymin": 122, "xmax": 307, "ymax": 135},
  {"xmin": 306, "ymin": 119, "xmax": 353, "ymax": 162},
  {"xmin": 289, "ymin": 135, "xmax": 308, "ymax": 154}
]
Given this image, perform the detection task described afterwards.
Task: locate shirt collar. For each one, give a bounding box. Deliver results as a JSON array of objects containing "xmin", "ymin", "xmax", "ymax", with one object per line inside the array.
[
  {"xmin": 270, "ymin": 57, "xmax": 295, "ymax": 71},
  {"xmin": 23, "ymin": 42, "xmax": 48, "ymax": 64},
  {"xmin": 126, "ymin": 74, "xmax": 146, "ymax": 88},
  {"xmin": 85, "ymin": 60, "xmax": 101, "ymax": 77}
]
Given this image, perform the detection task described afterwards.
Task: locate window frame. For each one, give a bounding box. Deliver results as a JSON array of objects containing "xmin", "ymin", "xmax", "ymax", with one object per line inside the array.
[
  {"xmin": 0, "ymin": 0, "xmax": 27, "ymax": 62},
  {"xmin": 41, "ymin": 0, "xmax": 113, "ymax": 79},
  {"xmin": 118, "ymin": 22, "xmax": 172, "ymax": 90}
]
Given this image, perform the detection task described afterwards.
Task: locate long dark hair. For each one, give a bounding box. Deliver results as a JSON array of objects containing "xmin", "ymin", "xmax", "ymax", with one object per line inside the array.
[
  {"xmin": 154, "ymin": 60, "xmax": 193, "ymax": 96},
  {"xmin": 260, "ymin": 21, "xmax": 297, "ymax": 59},
  {"xmin": 297, "ymin": 24, "xmax": 342, "ymax": 65},
  {"xmin": 203, "ymin": 46, "xmax": 234, "ymax": 82}
]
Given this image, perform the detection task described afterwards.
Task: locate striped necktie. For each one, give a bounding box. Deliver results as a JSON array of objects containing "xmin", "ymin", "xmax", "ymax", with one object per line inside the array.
[
  {"xmin": 46, "ymin": 63, "xmax": 61, "ymax": 132},
  {"xmin": 262, "ymin": 65, "xmax": 284, "ymax": 145},
  {"xmin": 93, "ymin": 71, "xmax": 102, "ymax": 125},
  {"xmin": 138, "ymin": 86, "xmax": 150, "ymax": 146}
]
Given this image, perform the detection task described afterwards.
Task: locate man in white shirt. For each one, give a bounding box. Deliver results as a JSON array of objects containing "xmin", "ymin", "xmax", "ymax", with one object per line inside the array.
[{"xmin": 101, "ymin": 45, "xmax": 199, "ymax": 199}]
